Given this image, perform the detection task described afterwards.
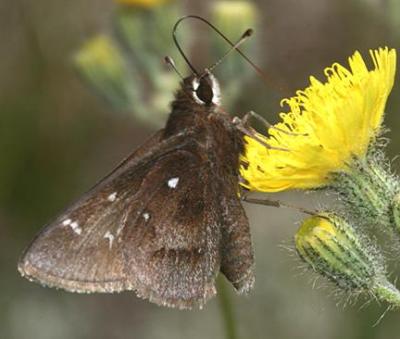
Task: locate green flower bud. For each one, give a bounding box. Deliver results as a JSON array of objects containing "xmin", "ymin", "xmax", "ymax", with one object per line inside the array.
[
  {"xmin": 332, "ymin": 154, "xmax": 400, "ymax": 233},
  {"xmin": 73, "ymin": 35, "xmax": 139, "ymax": 111},
  {"xmin": 114, "ymin": 1, "xmax": 184, "ymax": 83},
  {"xmin": 111, "ymin": 1, "xmax": 184, "ymax": 126},
  {"xmin": 74, "ymin": 1, "xmax": 183, "ymax": 128},
  {"xmin": 295, "ymin": 214, "xmax": 400, "ymax": 307}
]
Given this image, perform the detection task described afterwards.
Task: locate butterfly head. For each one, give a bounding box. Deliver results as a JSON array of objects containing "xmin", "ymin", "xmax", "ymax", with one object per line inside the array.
[{"xmin": 185, "ymin": 71, "xmax": 221, "ymax": 107}]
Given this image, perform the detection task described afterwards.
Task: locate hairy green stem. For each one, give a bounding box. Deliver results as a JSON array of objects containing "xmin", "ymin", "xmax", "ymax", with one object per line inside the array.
[
  {"xmin": 217, "ymin": 276, "xmax": 238, "ymax": 339},
  {"xmin": 373, "ymin": 279, "xmax": 400, "ymax": 307}
]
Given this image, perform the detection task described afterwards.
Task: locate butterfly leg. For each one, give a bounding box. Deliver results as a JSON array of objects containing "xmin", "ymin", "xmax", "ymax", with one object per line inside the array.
[
  {"xmin": 241, "ymin": 110, "xmax": 307, "ymax": 136},
  {"xmin": 231, "ymin": 116, "xmax": 289, "ymax": 152},
  {"xmin": 241, "ymin": 192, "xmax": 318, "ymax": 216}
]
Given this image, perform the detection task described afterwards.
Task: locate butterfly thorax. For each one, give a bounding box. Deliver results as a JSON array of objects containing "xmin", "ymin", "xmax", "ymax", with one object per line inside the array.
[{"xmin": 164, "ymin": 74, "xmax": 244, "ymax": 177}]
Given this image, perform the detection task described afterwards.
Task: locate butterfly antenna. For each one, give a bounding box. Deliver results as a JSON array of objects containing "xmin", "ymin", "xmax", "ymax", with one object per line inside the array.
[
  {"xmin": 207, "ymin": 28, "xmax": 253, "ymax": 74},
  {"xmin": 173, "ymin": 17, "xmax": 199, "ymax": 75},
  {"xmin": 173, "ymin": 15, "xmax": 290, "ymax": 95},
  {"xmin": 164, "ymin": 56, "xmax": 184, "ymax": 81}
]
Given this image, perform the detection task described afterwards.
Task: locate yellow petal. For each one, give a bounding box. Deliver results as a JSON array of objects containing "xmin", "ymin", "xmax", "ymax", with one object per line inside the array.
[{"xmin": 241, "ymin": 47, "xmax": 396, "ymax": 192}]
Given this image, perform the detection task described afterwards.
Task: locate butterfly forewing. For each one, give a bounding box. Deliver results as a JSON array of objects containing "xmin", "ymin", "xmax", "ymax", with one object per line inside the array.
[
  {"xmin": 18, "ymin": 131, "xmax": 167, "ymax": 293},
  {"xmin": 19, "ymin": 133, "xmax": 223, "ymax": 308}
]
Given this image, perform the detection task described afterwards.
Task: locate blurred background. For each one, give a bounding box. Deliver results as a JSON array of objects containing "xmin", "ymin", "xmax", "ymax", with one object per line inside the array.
[{"xmin": 2, "ymin": 0, "xmax": 400, "ymax": 338}]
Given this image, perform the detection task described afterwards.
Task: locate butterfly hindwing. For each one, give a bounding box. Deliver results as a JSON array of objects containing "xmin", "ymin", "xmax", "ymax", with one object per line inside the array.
[
  {"xmin": 220, "ymin": 185, "xmax": 255, "ymax": 293},
  {"xmin": 122, "ymin": 148, "xmax": 222, "ymax": 308}
]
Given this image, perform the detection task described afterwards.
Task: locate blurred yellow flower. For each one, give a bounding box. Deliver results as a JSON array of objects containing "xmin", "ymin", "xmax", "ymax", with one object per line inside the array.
[
  {"xmin": 74, "ymin": 35, "xmax": 139, "ymax": 111},
  {"xmin": 241, "ymin": 47, "xmax": 396, "ymax": 192},
  {"xmin": 75, "ymin": 36, "xmax": 124, "ymax": 73},
  {"xmin": 116, "ymin": 0, "xmax": 170, "ymax": 8},
  {"xmin": 212, "ymin": 1, "xmax": 257, "ymax": 36}
]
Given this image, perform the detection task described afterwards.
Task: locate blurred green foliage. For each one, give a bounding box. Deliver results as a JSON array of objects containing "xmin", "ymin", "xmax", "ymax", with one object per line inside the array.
[{"xmin": 73, "ymin": 0, "xmax": 258, "ymax": 127}]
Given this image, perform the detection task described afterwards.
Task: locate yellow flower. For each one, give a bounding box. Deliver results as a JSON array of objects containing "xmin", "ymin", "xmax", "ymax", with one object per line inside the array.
[
  {"xmin": 241, "ymin": 47, "xmax": 396, "ymax": 192},
  {"xmin": 115, "ymin": 0, "xmax": 170, "ymax": 8}
]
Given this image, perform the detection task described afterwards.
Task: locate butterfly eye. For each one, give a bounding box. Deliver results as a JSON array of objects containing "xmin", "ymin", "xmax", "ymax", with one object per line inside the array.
[
  {"xmin": 196, "ymin": 78, "xmax": 214, "ymax": 105},
  {"xmin": 191, "ymin": 76, "xmax": 219, "ymax": 106}
]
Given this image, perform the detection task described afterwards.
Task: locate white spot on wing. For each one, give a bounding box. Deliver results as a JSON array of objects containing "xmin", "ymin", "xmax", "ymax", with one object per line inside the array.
[
  {"xmin": 107, "ymin": 192, "xmax": 117, "ymax": 202},
  {"xmin": 104, "ymin": 231, "xmax": 114, "ymax": 249},
  {"xmin": 116, "ymin": 212, "xmax": 129, "ymax": 237},
  {"xmin": 143, "ymin": 212, "xmax": 150, "ymax": 221},
  {"xmin": 167, "ymin": 177, "xmax": 179, "ymax": 189},
  {"xmin": 69, "ymin": 221, "xmax": 82, "ymax": 235},
  {"xmin": 62, "ymin": 219, "xmax": 71, "ymax": 226}
]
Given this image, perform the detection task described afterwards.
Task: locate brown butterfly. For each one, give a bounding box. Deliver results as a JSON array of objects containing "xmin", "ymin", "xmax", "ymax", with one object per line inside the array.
[{"xmin": 18, "ymin": 16, "xmax": 256, "ymax": 309}]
